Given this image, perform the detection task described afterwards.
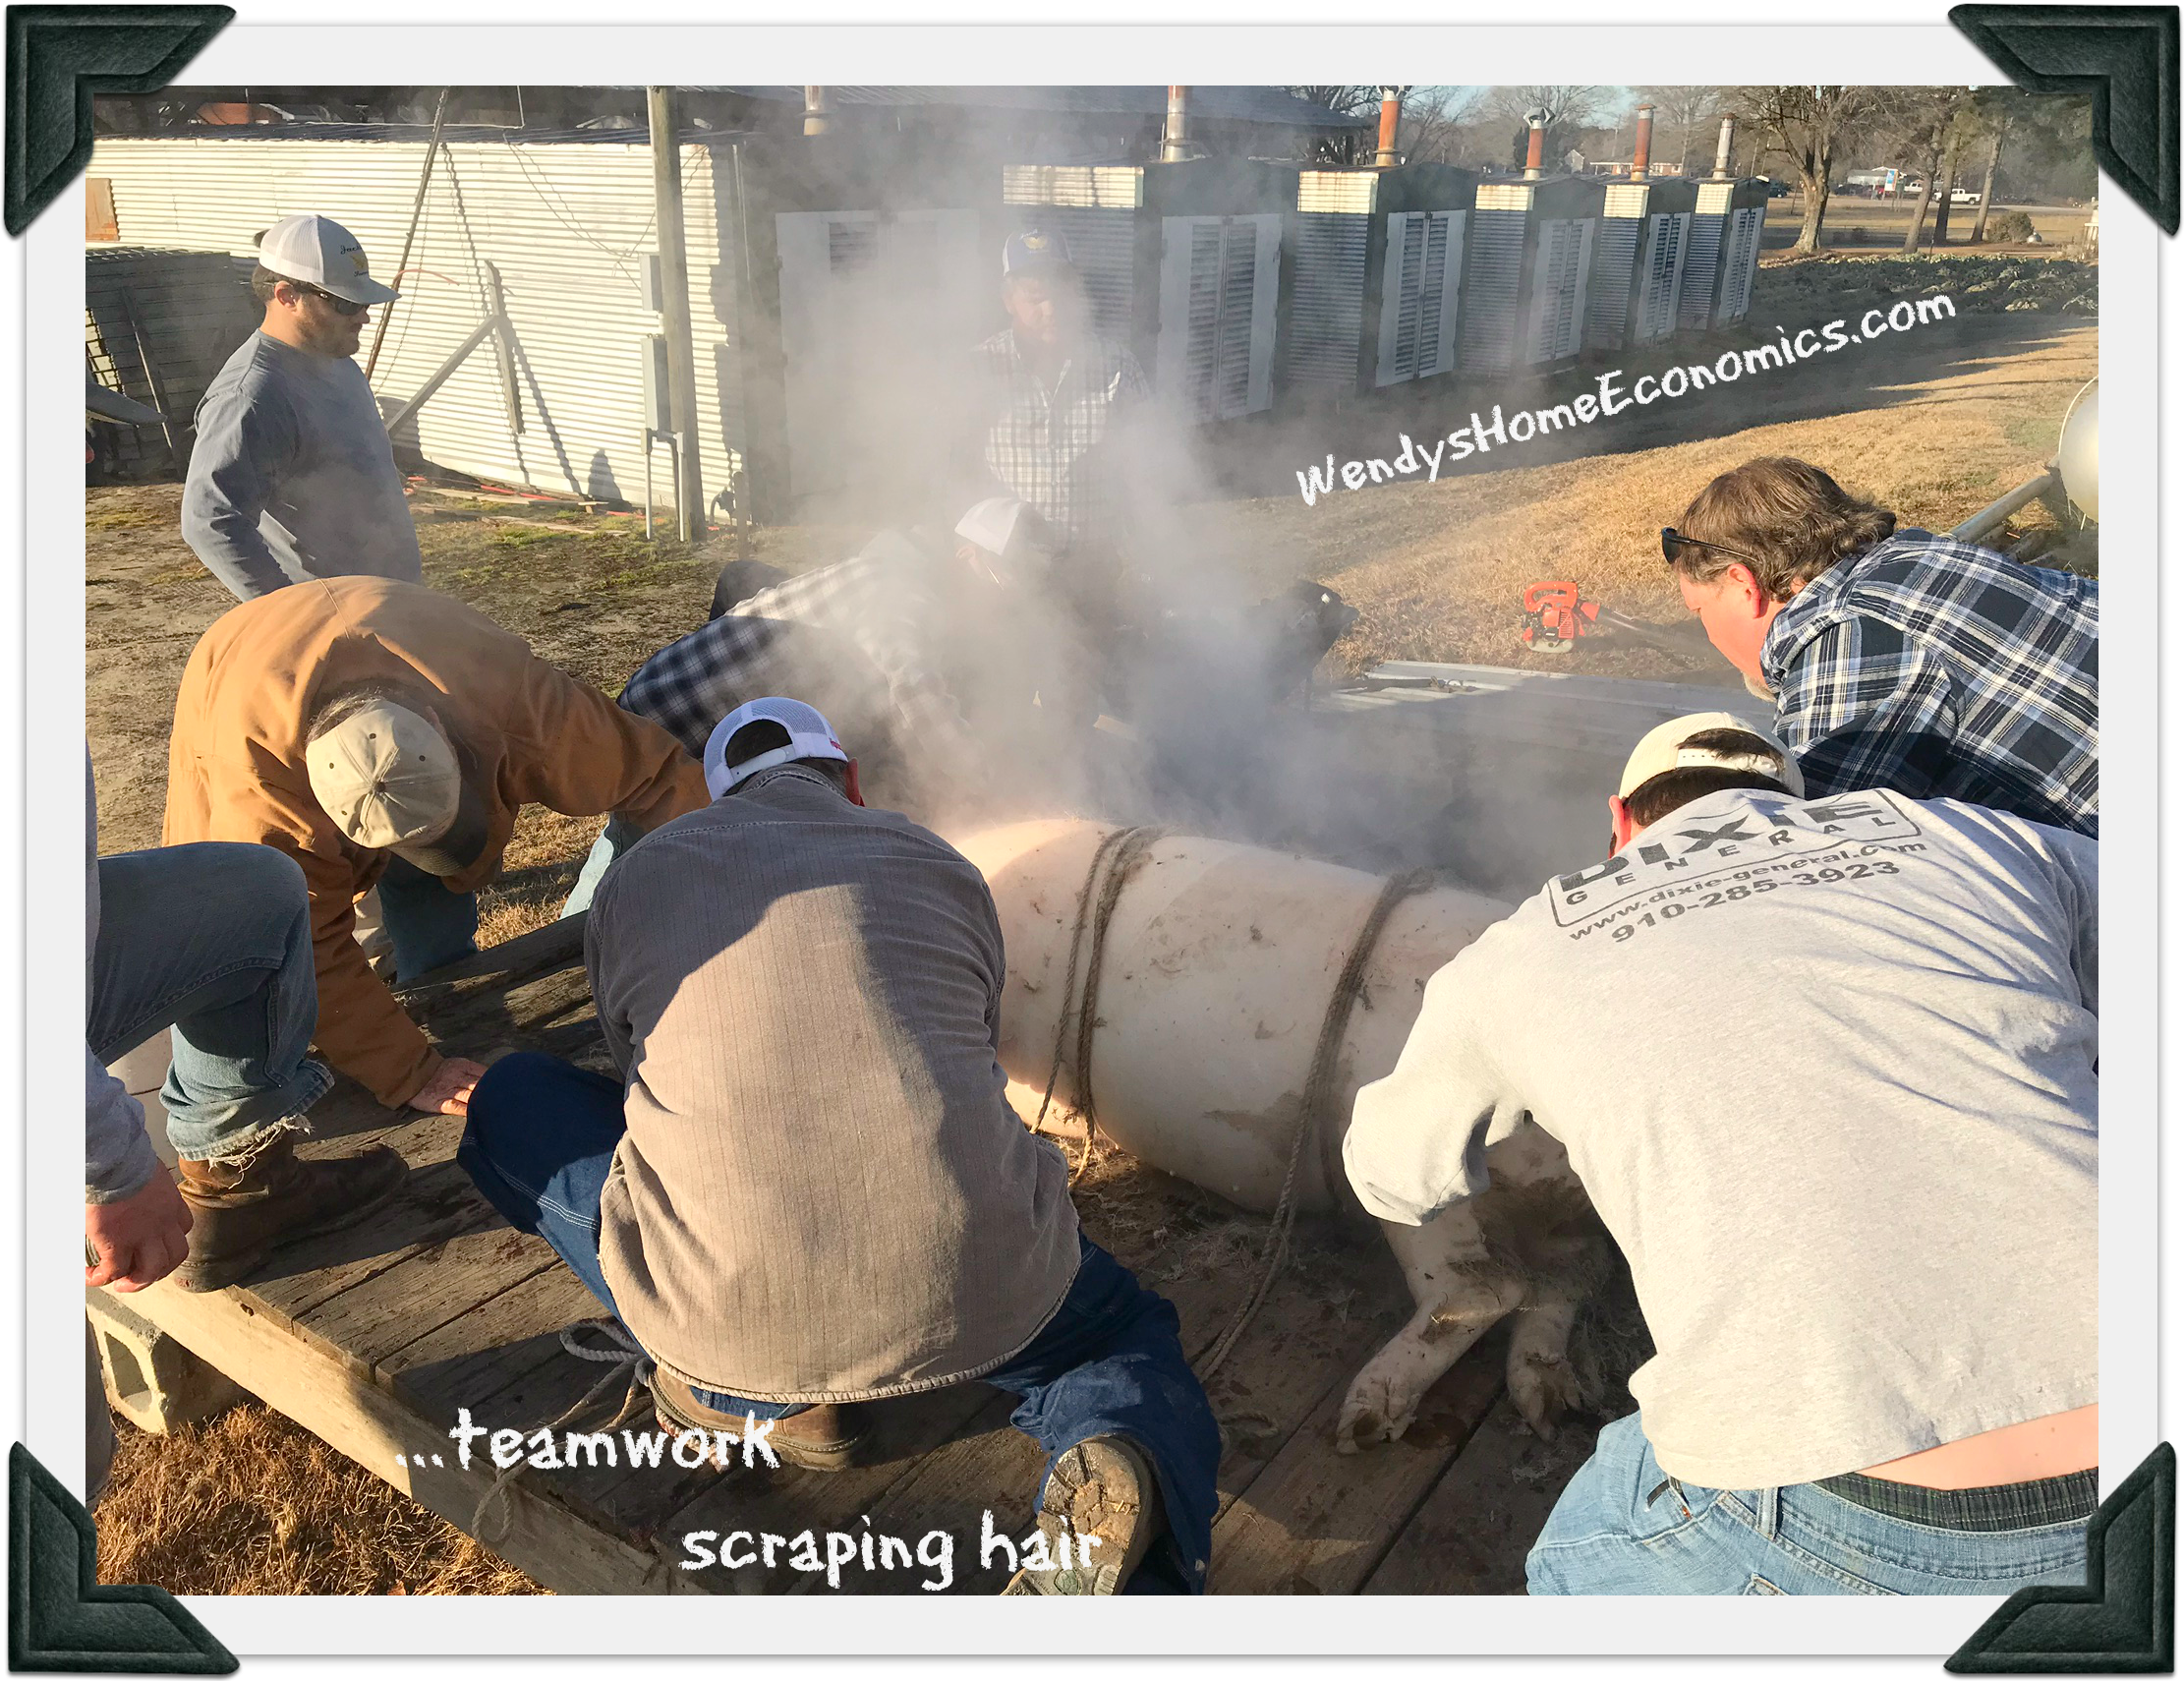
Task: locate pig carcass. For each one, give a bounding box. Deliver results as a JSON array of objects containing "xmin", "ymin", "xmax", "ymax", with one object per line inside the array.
[{"xmin": 956, "ymin": 818, "xmax": 1615, "ymax": 1449}]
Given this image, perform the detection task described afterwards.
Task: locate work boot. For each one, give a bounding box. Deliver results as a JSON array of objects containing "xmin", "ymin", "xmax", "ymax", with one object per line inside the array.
[
  {"xmin": 171, "ymin": 1129, "xmax": 408, "ymax": 1294},
  {"xmin": 650, "ymin": 1369, "xmax": 869, "ymax": 1473},
  {"xmin": 1002, "ymin": 1434, "xmax": 1165, "ymax": 1595}
]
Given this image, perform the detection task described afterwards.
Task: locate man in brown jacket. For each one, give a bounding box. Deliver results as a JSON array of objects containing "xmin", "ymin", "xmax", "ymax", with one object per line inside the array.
[{"xmin": 163, "ymin": 577, "xmax": 709, "ymax": 1134}]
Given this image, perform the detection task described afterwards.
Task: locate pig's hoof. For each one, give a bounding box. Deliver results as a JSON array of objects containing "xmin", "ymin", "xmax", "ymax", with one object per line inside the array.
[
  {"xmin": 1336, "ymin": 1364, "xmax": 1422, "ymax": 1453},
  {"xmin": 1509, "ymin": 1353, "xmax": 1581, "ymax": 1440}
]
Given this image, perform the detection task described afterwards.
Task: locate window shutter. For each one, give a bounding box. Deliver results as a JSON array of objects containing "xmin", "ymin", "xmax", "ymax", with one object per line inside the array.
[
  {"xmin": 1425, "ymin": 211, "xmax": 1466, "ymax": 377},
  {"xmin": 1373, "ymin": 211, "xmax": 1412, "ymax": 385},
  {"xmin": 1242, "ymin": 213, "xmax": 1281, "ymax": 415}
]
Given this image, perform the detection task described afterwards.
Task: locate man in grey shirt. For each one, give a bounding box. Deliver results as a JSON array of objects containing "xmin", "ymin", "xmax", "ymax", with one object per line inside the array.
[
  {"xmin": 1345, "ymin": 714, "xmax": 2098, "ymax": 1595},
  {"xmin": 455, "ymin": 697, "xmax": 1221, "ymax": 1594},
  {"xmin": 182, "ymin": 213, "xmax": 421, "ymax": 599}
]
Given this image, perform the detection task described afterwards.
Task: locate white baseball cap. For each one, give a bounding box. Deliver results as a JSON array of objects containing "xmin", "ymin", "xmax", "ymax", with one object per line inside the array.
[
  {"xmin": 1618, "ymin": 711, "xmax": 1806, "ymax": 799},
  {"xmin": 307, "ymin": 697, "xmax": 488, "ymax": 873},
  {"xmin": 704, "ymin": 696, "xmax": 850, "ymax": 798},
  {"xmin": 255, "ymin": 213, "xmax": 399, "ymax": 306},
  {"xmin": 953, "ymin": 497, "xmax": 1055, "ymax": 571}
]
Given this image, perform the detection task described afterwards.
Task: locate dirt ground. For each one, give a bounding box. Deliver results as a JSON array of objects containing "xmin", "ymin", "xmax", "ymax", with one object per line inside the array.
[{"xmin": 86, "ymin": 279, "xmax": 2096, "ymax": 1594}]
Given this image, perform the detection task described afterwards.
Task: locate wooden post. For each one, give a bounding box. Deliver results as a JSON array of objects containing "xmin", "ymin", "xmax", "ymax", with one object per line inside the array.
[
  {"xmin": 365, "ymin": 87, "xmax": 451, "ymax": 384},
  {"xmin": 649, "ymin": 86, "xmax": 703, "ymax": 544}
]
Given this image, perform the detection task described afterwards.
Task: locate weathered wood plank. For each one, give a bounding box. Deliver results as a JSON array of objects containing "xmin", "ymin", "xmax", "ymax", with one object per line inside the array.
[
  {"xmin": 108, "ymin": 1276, "xmax": 694, "ymax": 1596},
  {"xmin": 384, "ymin": 1264, "xmax": 612, "ymax": 1420},
  {"xmin": 394, "ymin": 913, "xmax": 587, "ymax": 1011},
  {"xmin": 237, "ymin": 1158, "xmax": 499, "ymax": 1324},
  {"xmin": 1206, "ymin": 1325, "xmax": 1511, "ymax": 1595},
  {"xmin": 297, "ymin": 1222, "xmax": 564, "ymax": 1376},
  {"xmin": 1360, "ymin": 1394, "xmax": 1604, "ymax": 1596}
]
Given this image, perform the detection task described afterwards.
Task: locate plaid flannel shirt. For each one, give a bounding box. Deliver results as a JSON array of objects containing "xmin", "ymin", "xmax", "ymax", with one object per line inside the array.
[
  {"xmin": 1761, "ymin": 530, "xmax": 2098, "ymax": 837},
  {"xmin": 974, "ymin": 328, "xmax": 1148, "ymax": 552},
  {"xmin": 617, "ymin": 533, "xmax": 969, "ymax": 763}
]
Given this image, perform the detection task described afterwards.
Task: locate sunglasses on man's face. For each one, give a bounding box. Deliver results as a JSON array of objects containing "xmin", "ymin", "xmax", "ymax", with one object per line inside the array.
[
  {"xmin": 1660, "ymin": 527, "xmax": 1759, "ymax": 566},
  {"xmin": 290, "ymin": 282, "xmax": 368, "ymax": 317}
]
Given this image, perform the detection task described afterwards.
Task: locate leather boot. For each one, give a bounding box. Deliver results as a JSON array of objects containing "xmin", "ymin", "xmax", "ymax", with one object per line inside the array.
[
  {"xmin": 1002, "ymin": 1434, "xmax": 1166, "ymax": 1594},
  {"xmin": 171, "ymin": 1130, "xmax": 408, "ymax": 1294},
  {"xmin": 651, "ymin": 1369, "xmax": 869, "ymax": 1473}
]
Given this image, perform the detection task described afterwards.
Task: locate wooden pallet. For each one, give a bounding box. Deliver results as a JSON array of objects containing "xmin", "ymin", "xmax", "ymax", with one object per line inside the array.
[{"xmin": 102, "ymin": 914, "xmax": 1585, "ymax": 1594}]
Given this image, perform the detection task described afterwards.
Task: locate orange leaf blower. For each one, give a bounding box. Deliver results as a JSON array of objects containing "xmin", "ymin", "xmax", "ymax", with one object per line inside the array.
[{"xmin": 1520, "ymin": 582, "xmax": 1602, "ymax": 653}]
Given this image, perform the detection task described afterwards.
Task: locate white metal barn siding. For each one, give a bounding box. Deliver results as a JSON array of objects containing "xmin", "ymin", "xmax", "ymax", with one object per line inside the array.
[
  {"xmin": 1374, "ymin": 210, "xmax": 1463, "ymax": 385},
  {"xmin": 1457, "ymin": 203, "xmax": 1526, "ymax": 376},
  {"xmin": 88, "ymin": 134, "xmax": 746, "ymax": 513},
  {"xmin": 1523, "ymin": 218, "xmax": 1593, "ymax": 365},
  {"xmin": 1632, "ymin": 211, "xmax": 1691, "ymax": 344},
  {"xmin": 775, "ymin": 207, "xmax": 983, "ymax": 505},
  {"xmin": 1715, "ymin": 205, "xmax": 1762, "ymax": 323},
  {"xmin": 1156, "ymin": 213, "xmax": 1280, "ymax": 422}
]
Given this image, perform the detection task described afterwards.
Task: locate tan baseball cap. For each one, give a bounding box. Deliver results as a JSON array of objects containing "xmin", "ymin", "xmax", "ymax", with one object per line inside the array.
[
  {"xmin": 1618, "ymin": 712, "xmax": 1806, "ymax": 799},
  {"xmin": 307, "ymin": 698, "xmax": 486, "ymax": 873}
]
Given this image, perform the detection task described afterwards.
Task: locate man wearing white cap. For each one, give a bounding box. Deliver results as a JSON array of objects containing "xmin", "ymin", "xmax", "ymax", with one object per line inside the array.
[
  {"xmin": 162, "ymin": 576, "xmax": 709, "ymax": 1119},
  {"xmin": 1344, "ymin": 713, "xmax": 2099, "ymax": 1595},
  {"xmin": 182, "ymin": 212, "xmax": 423, "ymax": 600},
  {"xmin": 461, "ymin": 696, "xmax": 1220, "ymax": 1595}
]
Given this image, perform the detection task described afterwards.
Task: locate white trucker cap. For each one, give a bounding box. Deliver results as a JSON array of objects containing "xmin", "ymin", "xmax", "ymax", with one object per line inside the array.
[
  {"xmin": 953, "ymin": 496, "xmax": 1057, "ymax": 571},
  {"xmin": 255, "ymin": 213, "xmax": 400, "ymax": 305},
  {"xmin": 307, "ymin": 697, "xmax": 487, "ymax": 877},
  {"xmin": 1618, "ymin": 711, "xmax": 1806, "ymax": 799},
  {"xmin": 704, "ymin": 696, "xmax": 850, "ymax": 798}
]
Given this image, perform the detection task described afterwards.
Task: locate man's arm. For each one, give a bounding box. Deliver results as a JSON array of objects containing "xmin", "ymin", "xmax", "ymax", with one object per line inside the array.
[
  {"xmin": 181, "ymin": 378, "xmax": 299, "ymax": 600},
  {"xmin": 1343, "ymin": 956, "xmax": 1530, "ymax": 1226},
  {"xmin": 582, "ymin": 886, "xmax": 637, "ymax": 1079},
  {"xmin": 85, "ymin": 1046, "xmax": 159, "ymax": 1205},
  {"xmin": 1773, "ymin": 613, "xmax": 1958, "ymax": 801},
  {"xmin": 512, "ymin": 658, "xmax": 710, "ymax": 836},
  {"xmin": 297, "ymin": 843, "xmax": 444, "ymax": 1108}
]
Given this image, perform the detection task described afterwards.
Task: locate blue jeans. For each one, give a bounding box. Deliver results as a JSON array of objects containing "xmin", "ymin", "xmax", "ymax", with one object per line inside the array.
[
  {"xmin": 1527, "ymin": 1412, "xmax": 2096, "ymax": 1595},
  {"xmin": 376, "ymin": 855, "xmax": 479, "ymax": 982},
  {"xmin": 89, "ymin": 841, "xmax": 333, "ymax": 1160},
  {"xmin": 459, "ymin": 1051, "xmax": 1220, "ymax": 1594},
  {"xmin": 558, "ymin": 816, "xmax": 639, "ymax": 919}
]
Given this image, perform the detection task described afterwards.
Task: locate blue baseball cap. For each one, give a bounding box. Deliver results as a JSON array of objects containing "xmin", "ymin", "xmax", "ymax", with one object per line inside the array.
[{"xmin": 1003, "ymin": 227, "xmax": 1075, "ymax": 278}]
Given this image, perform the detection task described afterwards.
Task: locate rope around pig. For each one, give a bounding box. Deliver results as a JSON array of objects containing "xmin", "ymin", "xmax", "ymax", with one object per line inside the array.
[
  {"xmin": 1030, "ymin": 824, "xmax": 1166, "ymax": 1182},
  {"xmin": 1196, "ymin": 866, "xmax": 1437, "ymax": 1379}
]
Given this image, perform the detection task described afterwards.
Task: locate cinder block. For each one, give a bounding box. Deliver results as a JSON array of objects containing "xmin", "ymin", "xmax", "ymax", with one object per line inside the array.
[{"xmin": 86, "ymin": 1289, "xmax": 248, "ymax": 1433}]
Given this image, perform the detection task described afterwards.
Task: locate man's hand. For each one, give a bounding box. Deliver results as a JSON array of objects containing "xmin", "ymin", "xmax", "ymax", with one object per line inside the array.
[
  {"xmin": 86, "ymin": 1173, "xmax": 194, "ymax": 1294},
  {"xmin": 410, "ymin": 1056, "xmax": 489, "ymax": 1117}
]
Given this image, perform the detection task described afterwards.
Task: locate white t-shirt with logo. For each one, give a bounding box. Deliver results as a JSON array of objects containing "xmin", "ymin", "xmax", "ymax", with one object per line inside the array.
[{"xmin": 1345, "ymin": 786, "xmax": 2098, "ymax": 1488}]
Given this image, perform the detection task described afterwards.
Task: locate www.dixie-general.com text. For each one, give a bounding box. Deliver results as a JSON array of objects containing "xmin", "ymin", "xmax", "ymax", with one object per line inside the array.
[{"xmin": 1293, "ymin": 296, "xmax": 1959, "ymax": 507}]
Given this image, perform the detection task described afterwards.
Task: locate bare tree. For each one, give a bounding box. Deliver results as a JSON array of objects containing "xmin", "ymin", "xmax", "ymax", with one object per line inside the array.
[
  {"xmin": 1732, "ymin": 85, "xmax": 1875, "ymax": 255},
  {"xmin": 1635, "ymin": 85, "xmax": 1724, "ymax": 174},
  {"xmin": 1396, "ymin": 85, "xmax": 1483, "ymax": 165},
  {"xmin": 1477, "ymin": 85, "xmax": 1611, "ymax": 170},
  {"xmin": 1285, "ymin": 86, "xmax": 1383, "ymax": 163}
]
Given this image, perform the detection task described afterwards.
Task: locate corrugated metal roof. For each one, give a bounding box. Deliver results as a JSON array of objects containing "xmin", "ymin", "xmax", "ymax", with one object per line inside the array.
[
  {"xmin": 90, "ymin": 133, "xmax": 748, "ymax": 512},
  {"xmin": 719, "ymin": 86, "xmax": 1375, "ymax": 127},
  {"xmin": 106, "ymin": 122, "xmax": 749, "ymax": 145}
]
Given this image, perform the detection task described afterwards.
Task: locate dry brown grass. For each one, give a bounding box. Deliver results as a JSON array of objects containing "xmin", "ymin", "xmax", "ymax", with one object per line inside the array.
[
  {"xmin": 1195, "ymin": 320, "xmax": 2097, "ymax": 680},
  {"xmin": 97, "ymin": 1408, "xmax": 544, "ymax": 1595}
]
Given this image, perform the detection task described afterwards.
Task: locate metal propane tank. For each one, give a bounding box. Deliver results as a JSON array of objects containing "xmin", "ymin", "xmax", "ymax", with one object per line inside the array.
[{"xmin": 955, "ymin": 817, "xmax": 1513, "ymax": 1215}]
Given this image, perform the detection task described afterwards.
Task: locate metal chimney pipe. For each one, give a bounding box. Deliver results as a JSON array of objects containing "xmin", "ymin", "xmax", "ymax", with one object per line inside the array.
[
  {"xmin": 1523, "ymin": 112, "xmax": 1547, "ymax": 180},
  {"xmin": 803, "ymin": 86, "xmax": 831, "ymax": 137},
  {"xmin": 1375, "ymin": 87, "xmax": 1403, "ymax": 168},
  {"xmin": 1630, "ymin": 103, "xmax": 1654, "ymax": 179},
  {"xmin": 1162, "ymin": 85, "xmax": 1189, "ymax": 162},
  {"xmin": 1713, "ymin": 112, "xmax": 1736, "ymax": 179}
]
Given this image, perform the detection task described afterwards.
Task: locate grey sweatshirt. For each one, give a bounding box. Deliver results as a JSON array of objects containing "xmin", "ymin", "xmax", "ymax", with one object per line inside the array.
[
  {"xmin": 86, "ymin": 758, "xmax": 160, "ymax": 1204},
  {"xmin": 1346, "ymin": 787, "xmax": 2098, "ymax": 1489},
  {"xmin": 586, "ymin": 766, "xmax": 1081, "ymax": 1404},
  {"xmin": 181, "ymin": 331, "xmax": 423, "ymax": 600}
]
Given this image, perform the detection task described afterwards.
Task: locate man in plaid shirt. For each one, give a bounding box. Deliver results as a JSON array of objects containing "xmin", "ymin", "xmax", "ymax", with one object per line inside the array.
[
  {"xmin": 970, "ymin": 228, "xmax": 1150, "ymax": 577},
  {"xmin": 1665, "ymin": 458, "xmax": 2097, "ymax": 837},
  {"xmin": 563, "ymin": 499, "xmax": 1071, "ymax": 913}
]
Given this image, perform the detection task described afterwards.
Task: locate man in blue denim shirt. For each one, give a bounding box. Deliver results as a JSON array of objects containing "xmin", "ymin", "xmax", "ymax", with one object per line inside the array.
[{"xmin": 1665, "ymin": 457, "xmax": 2097, "ymax": 836}]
